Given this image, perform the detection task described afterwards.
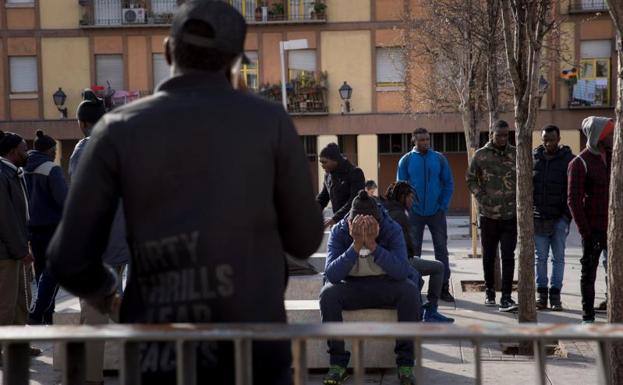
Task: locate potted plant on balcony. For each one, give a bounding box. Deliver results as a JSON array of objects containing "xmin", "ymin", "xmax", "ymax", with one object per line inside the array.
[
  {"xmin": 270, "ymin": 2, "xmax": 285, "ymax": 20},
  {"xmin": 313, "ymin": 0, "xmax": 327, "ymax": 19}
]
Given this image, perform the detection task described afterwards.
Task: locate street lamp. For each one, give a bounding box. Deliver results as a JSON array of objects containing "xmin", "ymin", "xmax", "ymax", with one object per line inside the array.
[
  {"xmin": 53, "ymin": 87, "xmax": 68, "ymax": 118},
  {"xmin": 339, "ymin": 81, "xmax": 352, "ymax": 113},
  {"xmin": 279, "ymin": 38, "xmax": 309, "ymax": 111}
]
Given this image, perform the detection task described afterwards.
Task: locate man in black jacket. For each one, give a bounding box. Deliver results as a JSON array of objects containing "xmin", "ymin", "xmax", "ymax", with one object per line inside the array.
[
  {"xmin": 533, "ymin": 125, "xmax": 574, "ymax": 311},
  {"xmin": 0, "ymin": 131, "xmax": 32, "ymax": 327},
  {"xmin": 47, "ymin": 2, "xmax": 323, "ymax": 384},
  {"xmin": 316, "ymin": 142, "xmax": 366, "ymax": 229}
]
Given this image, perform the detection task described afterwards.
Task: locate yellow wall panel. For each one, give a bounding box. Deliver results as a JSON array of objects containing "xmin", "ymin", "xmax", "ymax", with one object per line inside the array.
[
  {"xmin": 326, "ymin": 0, "xmax": 370, "ymax": 22},
  {"xmin": 40, "ymin": 0, "xmax": 79, "ymax": 29},
  {"xmin": 41, "ymin": 38, "xmax": 90, "ymax": 119},
  {"xmin": 532, "ymin": 129, "xmax": 580, "ymax": 155},
  {"xmin": 357, "ymin": 134, "xmax": 378, "ymax": 185},
  {"xmin": 128, "ymin": 36, "xmax": 149, "ymax": 91},
  {"xmin": 321, "ymin": 31, "xmax": 372, "ymax": 114}
]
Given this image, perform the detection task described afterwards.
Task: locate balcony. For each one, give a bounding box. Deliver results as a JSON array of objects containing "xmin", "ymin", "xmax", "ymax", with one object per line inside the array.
[
  {"xmin": 257, "ymin": 71, "xmax": 328, "ymax": 115},
  {"xmin": 568, "ymin": 0, "xmax": 608, "ymax": 13},
  {"xmin": 79, "ymin": 0, "xmax": 326, "ymax": 28}
]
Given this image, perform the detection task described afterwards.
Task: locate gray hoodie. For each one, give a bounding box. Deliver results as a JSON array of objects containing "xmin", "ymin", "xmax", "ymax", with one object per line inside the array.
[{"xmin": 582, "ymin": 116, "xmax": 614, "ymax": 155}]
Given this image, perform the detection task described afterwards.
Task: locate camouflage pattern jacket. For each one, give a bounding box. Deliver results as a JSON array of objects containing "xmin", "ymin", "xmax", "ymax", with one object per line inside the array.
[{"xmin": 466, "ymin": 141, "xmax": 517, "ymax": 220}]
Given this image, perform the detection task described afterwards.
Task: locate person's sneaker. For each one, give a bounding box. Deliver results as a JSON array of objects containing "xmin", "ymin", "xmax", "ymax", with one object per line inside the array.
[
  {"xmin": 498, "ymin": 297, "xmax": 518, "ymax": 312},
  {"xmin": 323, "ymin": 365, "xmax": 349, "ymax": 385},
  {"xmin": 397, "ymin": 366, "xmax": 415, "ymax": 385},
  {"xmin": 595, "ymin": 300, "xmax": 607, "ymax": 313},
  {"xmin": 423, "ymin": 306, "xmax": 455, "ymax": 323},
  {"xmin": 440, "ymin": 290, "xmax": 455, "ymax": 302},
  {"xmin": 484, "ymin": 290, "xmax": 496, "ymax": 307}
]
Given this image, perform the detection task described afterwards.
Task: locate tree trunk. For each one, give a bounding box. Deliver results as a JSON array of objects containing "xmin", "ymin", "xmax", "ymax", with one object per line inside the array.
[{"xmin": 606, "ymin": 2, "xmax": 623, "ymax": 383}]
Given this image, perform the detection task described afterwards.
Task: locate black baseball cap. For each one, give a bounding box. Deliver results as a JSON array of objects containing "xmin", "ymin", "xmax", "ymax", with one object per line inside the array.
[{"xmin": 170, "ymin": 0, "xmax": 247, "ymax": 56}]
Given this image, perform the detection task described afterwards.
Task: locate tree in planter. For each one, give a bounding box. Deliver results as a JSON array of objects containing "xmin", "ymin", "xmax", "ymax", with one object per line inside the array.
[
  {"xmin": 313, "ymin": 1, "xmax": 327, "ymax": 19},
  {"xmin": 500, "ymin": 0, "xmax": 555, "ymax": 327},
  {"xmin": 270, "ymin": 2, "xmax": 285, "ymax": 20},
  {"xmin": 606, "ymin": 2, "xmax": 623, "ymax": 383}
]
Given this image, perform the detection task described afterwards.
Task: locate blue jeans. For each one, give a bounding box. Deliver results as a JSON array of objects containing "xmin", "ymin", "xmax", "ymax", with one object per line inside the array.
[
  {"xmin": 410, "ymin": 210, "xmax": 450, "ymax": 287},
  {"xmin": 534, "ymin": 217, "xmax": 570, "ymax": 289}
]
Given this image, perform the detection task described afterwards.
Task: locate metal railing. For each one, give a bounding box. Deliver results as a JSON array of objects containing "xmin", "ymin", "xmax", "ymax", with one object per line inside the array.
[
  {"xmin": 568, "ymin": 0, "xmax": 608, "ymax": 13},
  {"xmin": 84, "ymin": 0, "xmax": 179, "ymax": 26},
  {"xmin": 1, "ymin": 322, "xmax": 620, "ymax": 385}
]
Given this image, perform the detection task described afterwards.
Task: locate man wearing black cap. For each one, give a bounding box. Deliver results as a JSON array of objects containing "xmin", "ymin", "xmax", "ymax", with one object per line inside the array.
[
  {"xmin": 320, "ymin": 190, "xmax": 420, "ymax": 385},
  {"xmin": 0, "ymin": 131, "xmax": 32, "ymax": 328},
  {"xmin": 317, "ymin": 142, "xmax": 366, "ymax": 229},
  {"xmin": 24, "ymin": 130, "xmax": 67, "ymax": 325},
  {"xmin": 47, "ymin": 1, "xmax": 323, "ymax": 384}
]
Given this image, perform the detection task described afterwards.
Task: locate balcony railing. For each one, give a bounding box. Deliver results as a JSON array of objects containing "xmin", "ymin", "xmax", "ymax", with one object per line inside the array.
[
  {"xmin": 258, "ymin": 72, "xmax": 328, "ymax": 114},
  {"xmin": 568, "ymin": 0, "xmax": 608, "ymax": 13},
  {"xmin": 0, "ymin": 322, "xmax": 620, "ymax": 385},
  {"xmin": 79, "ymin": 0, "xmax": 326, "ymax": 27}
]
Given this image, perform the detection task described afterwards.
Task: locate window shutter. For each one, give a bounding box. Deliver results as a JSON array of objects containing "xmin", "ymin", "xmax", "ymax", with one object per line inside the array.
[
  {"xmin": 7, "ymin": 0, "xmax": 34, "ymax": 4},
  {"xmin": 581, "ymin": 40, "xmax": 611, "ymax": 58},
  {"xmin": 288, "ymin": 50, "xmax": 316, "ymax": 72},
  {"xmin": 96, "ymin": 55, "xmax": 124, "ymax": 91},
  {"xmin": 152, "ymin": 53, "xmax": 170, "ymax": 88},
  {"xmin": 10, "ymin": 57, "xmax": 38, "ymax": 93},
  {"xmin": 376, "ymin": 48, "xmax": 406, "ymax": 83}
]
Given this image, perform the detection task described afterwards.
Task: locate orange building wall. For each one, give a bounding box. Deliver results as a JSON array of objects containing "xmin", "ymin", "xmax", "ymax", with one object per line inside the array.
[
  {"xmin": 94, "ymin": 36, "xmax": 123, "ymax": 54},
  {"xmin": 376, "ymin": 0, "xmax": 403, "ymax": 21},
  {"xmin": 245, "ymin": 32, "xmax": 258, "ymax": 51},
  {"xmin": 7, "ymin": 37, "xmax": 36, "ymax": 56},
  {"xmin": 6, "ymin": 8, "xmax": 35, "ymax": 30},
  {"xmin": 375, "ymin": 29, "xmax": 403, "ymax": 47},
  {"xmin": 151, "ymin": 35, "xmax": 167, "ymax": 54},
  {"xmin": 286, "ymin": 31, "xmax": 317, "ymax": 49},
  {"xmin": 128, "ymin": 36, "xmax": 149, "ymax": 91},
  {"xmin": 580, "ymin": 19, "xmax": 614, "ymax": 40},
  {"xmin": 261, "ymin": 33, "xmax": 283, "ymax": 84},
  {"xmin": 10, "ymin": 99, "xmax": 39, "ymax": 120},
  {"xmin": 376, "ymin": 91, "xmax": 404, "ymax": 112}
]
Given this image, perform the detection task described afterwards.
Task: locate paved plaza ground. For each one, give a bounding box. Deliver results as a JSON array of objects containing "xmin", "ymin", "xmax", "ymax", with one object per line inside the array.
[{"xmin": 3, "ymin": 217, "xmax": 608, "ymax": 384}]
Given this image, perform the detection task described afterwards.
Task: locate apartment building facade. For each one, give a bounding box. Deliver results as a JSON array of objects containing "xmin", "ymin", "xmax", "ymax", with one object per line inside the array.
[{"xmin": 0, "ymin": 0, "xmax": 615, "ymax": 212}]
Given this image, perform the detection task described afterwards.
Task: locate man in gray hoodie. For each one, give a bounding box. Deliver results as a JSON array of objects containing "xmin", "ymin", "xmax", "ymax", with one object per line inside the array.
[{"xmin": 567, "ymin": 116, "xmax": 614, "ymax": 324}]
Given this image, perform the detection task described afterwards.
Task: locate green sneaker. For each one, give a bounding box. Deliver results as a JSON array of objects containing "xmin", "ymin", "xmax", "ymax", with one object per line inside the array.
[
  {"xmin": 397, "ymin": 366, "xmax": 415, "ymax": 385},
  {"xmin": 323, "ymin": 365, "xmax": 349, "ymax": 385}
]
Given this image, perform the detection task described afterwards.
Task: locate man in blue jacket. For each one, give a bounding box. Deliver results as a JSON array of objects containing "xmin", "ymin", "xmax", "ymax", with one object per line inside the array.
[
  {"xmin": 24, "ymin": 130, "xmax": 68, "ymax": 325},
  {"xmin": 397, "ymin": 127, "xmax": 454, "ymax": 301},
  {"xmin": 320, "ymin": 190, "xmax": 420, "ymax": 385}
]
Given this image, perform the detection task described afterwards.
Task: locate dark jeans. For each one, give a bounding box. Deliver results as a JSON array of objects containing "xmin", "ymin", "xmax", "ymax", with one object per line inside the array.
[
  {"xmin": 480, "ymin": 216, "xmax": 517, "ymax": 297},
  {"xmin": 580, "ymin": 234, "xmax": 607, "ymax": 321},
  {"xmin": 410, "ymin": 210, "xmax": 450, "ymax": 288},
  {"xmin": 319, "ymin": 276, "xmax": 420, "ymax": 367},
  {"xmin": 29, "ymin": 225, "xmax": 59, "ymax": 325},
  {"xmin": 410, "ymin": 257, "xmax": 444, "ymax": 306}
]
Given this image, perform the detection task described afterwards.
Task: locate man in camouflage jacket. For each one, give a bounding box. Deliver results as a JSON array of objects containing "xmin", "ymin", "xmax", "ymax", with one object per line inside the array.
[{"xmin": 466, "ymin": 120, "xmax": 518, "ymax": 312}]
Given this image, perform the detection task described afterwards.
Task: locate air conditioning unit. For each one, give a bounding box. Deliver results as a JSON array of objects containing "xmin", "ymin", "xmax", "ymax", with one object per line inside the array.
[{"xmin": 122, "ymin": 8, "xmax": 145, "ymax": 24}]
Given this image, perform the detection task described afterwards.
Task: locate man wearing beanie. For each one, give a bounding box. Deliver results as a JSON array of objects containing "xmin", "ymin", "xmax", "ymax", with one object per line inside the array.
[
  {"xmin": 317, "ymin": 142, "xmax": 366, "ymax": 229},
  {"xmin": 568, "ymin": 116, "xmax": 614, "ymax": 324},
  {"xmin": 47, "ymin": 2, "xmax": 323, "ymax": 384},
  {"xmin": 24, "ymin": 129, "xmax": 67, "ymax": 325},
  {"xmin": 0, "ymin": 131, "xmax": 33, "ymax": 328},
  {"xmin": 320, "ymin": 190, "xmax": 420, "ymax": 385}
]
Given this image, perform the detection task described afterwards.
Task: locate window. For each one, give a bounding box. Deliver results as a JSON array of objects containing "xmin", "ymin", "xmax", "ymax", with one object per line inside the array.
[
  {"xmin": 300, "ymin": 135, "xmax": 317, "ymax": 160},
  {"xmin": 288, "ymin": 49, "xmax": 316, "ymax": 81},
  {"xmin": 288, "ymin": 0, "xmax": 314, "ymax": 20},
  {"xmin": 96, "ymin": 54, "xmax": 124, "ymax": 91},
  {"xmin": 6, "ymin": 0, "xmax": 34, "ymax": 4},
  {"xmin": 152, "ymin": 53, "xmax": 170, "ymax": 89},
  {"xmin": 379, "ymin": 134, "xmax": 409, "ymax": 154},
  {"xmin": 9, "ymin": 57, "xmax": 38, "ymax": 93},
  {"xmin": 242, "ymin": 51, "xmax": 258, "ymax": 91},
  {"xmin": 94, "ymin": 0, "xmax": 122, "ymax": 25},
  {"xmin": 376, "ymin": 47, "xmax": 406, "ymax": 85},
  {"xmin": 151, "ymin": 0, "xmax": 178, "ymax": 14},
  {"xmin": 572, "ymin": 40, "xmax": 611, "ymax": 107}
]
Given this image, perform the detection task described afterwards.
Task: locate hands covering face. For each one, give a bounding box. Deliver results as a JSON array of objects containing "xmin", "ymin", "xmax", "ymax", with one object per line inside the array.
[{"xmin": 349, "ymin": 215, "xmax": 379, "ymax": 252}]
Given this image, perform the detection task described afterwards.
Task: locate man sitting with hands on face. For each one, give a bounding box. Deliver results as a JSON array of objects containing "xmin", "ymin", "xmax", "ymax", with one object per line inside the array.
[{"xmin": 319, "ymin": 190, "xmax": 421, "ymax": 385}]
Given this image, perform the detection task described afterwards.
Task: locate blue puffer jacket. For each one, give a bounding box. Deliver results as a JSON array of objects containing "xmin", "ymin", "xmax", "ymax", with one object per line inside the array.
[
  {"xmin": 24, "ymin": 151, "xmax": 67, "ymax": 227},
  {"xmin": 397, "ymin": 148, "xmax": 454, "ymax": 216},
  {"xmin": 325, "ymin": 208, "xmax": 421, "ymax": 287}
]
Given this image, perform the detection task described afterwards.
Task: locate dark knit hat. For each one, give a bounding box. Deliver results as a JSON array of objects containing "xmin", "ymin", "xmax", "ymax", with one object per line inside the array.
[
  {"xmin": 319, "ymin": 142, "xmax": 342, "ymax": 162},
  {"xmin": 350, "ymin": 190, "xmax": 382, "ymax": 222},
  {"xmin": 34, "ymin": 129, "xmax": 56, "ymax": 152},
  {"xmin": 76, "ymin": 99, "xmax": 106, "ymax": 124},
  {"xmin": 0, "ymin": 130, "xmax": 24, "ymax": 156}
]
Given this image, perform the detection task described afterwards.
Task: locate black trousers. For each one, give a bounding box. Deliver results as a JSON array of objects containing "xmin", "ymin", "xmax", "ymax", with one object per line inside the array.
[
  {"xmin": 319, "ymin": 276, "xmax": 420, "ymax": 367},
  {"xmin": 480, "ymin": 216, "xmax": 517, "ymax": 297},
  {"xmin": 580, "ymin": 234, "xmax": 607, "ymax": 321}
]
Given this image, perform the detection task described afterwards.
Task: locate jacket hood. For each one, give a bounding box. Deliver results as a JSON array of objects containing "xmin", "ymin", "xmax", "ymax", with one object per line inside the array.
[
  {"xmin": 25, "ymin": 151, "xmax": 53, "ymax": 172},
  {"xmin": 582, "ymin": 116, "xmax": 614, "ymax": 155},
  {"xmin": 534, "ymin": 144, "xmax": 572, "ymax": 160}
]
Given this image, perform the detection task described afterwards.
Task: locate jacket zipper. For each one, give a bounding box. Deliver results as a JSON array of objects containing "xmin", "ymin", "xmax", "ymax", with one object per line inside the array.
[{"xmin": 422, "ymin": 153, "xmax": 427, "ymax": 211}]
